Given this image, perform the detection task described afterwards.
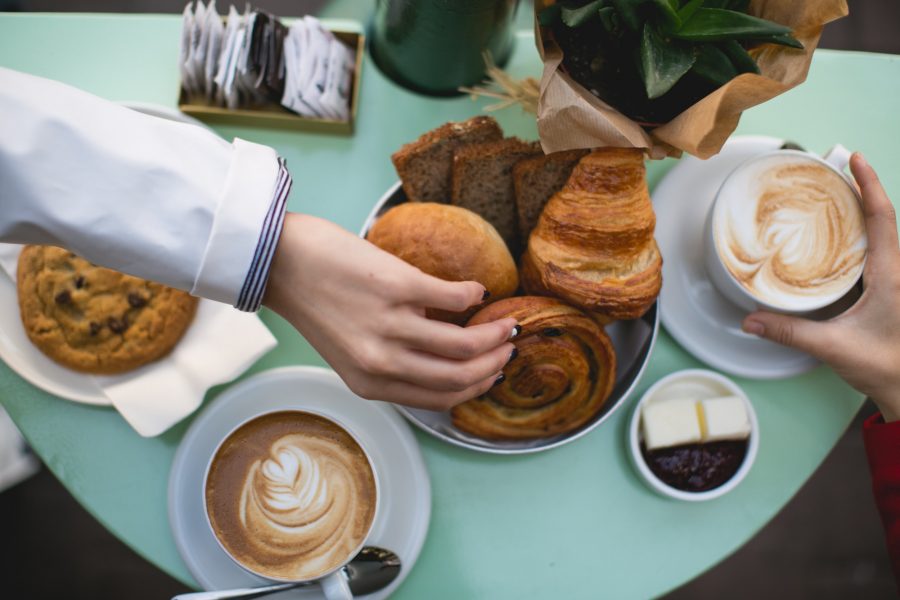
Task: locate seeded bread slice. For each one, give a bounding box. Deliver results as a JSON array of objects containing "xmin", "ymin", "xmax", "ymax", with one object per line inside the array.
[
  {"xmin": 513, "ymin": 149, "xmax": 590, "ymax": 243},
  {"xmin": 451, "ymin": 138, "xmax": 543, "ymax": 254},
  {"xmin": 391, "ymin": 116, "xmax": 503, "ymax": 203}
]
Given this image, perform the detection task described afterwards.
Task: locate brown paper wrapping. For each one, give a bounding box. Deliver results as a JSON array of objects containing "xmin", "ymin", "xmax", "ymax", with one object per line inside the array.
[{"xmin": 536, "ymin": 0, "xmax": 849, "ymax": 159}]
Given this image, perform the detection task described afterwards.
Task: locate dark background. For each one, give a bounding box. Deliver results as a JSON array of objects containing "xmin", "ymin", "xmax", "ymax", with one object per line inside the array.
[{"xmin": 2, "ymin": 1, "xmax": 900, "ymax": 598}]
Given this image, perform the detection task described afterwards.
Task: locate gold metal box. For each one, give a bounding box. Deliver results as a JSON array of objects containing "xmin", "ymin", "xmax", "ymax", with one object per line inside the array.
[{"xmin": 178, "ymin": 27, "xmax": 364, "ymax": 135}]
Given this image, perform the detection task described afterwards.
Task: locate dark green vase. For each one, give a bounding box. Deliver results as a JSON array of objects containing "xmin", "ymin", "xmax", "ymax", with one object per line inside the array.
[{"xmin": 370, "ymin": 0, "xmax": 521, "ymax": 96}]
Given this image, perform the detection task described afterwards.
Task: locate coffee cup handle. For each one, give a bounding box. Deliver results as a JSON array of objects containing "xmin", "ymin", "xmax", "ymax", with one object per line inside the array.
[
  {"xmin": 320, "ymin": 570, "xmax": 353, "ymax": 600},
  {"xmin": 823, "ymin": 144, "xmax": 853, "ymax": 172}
]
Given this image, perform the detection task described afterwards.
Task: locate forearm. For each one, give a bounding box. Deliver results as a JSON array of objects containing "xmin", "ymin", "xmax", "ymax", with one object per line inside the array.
[{"xmin": 0, "ymin": 67, "xmax": 287, "ymax": 309}]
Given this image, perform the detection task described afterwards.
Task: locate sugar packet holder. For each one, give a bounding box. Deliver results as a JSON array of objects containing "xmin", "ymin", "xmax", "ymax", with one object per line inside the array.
[{"xmin": 179, "ymin": 6, "xmax": 364, "ymax": 135}]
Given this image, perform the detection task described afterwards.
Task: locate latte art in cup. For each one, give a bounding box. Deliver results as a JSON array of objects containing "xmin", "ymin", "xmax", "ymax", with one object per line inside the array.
[
  {"xmin": 713, "ymin": 154, "xmax": 866, "ymax": 310},
  {"xmin": 205, "ymin": 411, "xmax": 377, "ymax": 581}
]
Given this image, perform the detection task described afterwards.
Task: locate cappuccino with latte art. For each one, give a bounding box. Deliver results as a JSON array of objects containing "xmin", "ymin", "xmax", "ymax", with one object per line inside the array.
[
  {"xmin": 205, "ymin": 411, "xmax": 377, "ymax": 581},
  {"xmin": 706, "ymin": 149, "xmax": 866, "ymax": 314}
]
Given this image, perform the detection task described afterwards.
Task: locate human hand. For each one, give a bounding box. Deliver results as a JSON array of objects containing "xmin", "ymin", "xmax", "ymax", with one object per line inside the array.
[
  {"xmin": 263, "ymin": 213, "xmax": 517, "ymax": 411},
  {"xmin": 742, "ymin": 153, "xmax": 900, "ymax": 420}
]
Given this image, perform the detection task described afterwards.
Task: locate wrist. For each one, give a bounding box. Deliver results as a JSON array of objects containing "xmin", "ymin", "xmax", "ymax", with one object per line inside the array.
[
  {"xmin": 263, "ymin": 212, "xmax": 303, "ymax": 318},
  {"xmin": 871, "ymin": 392, "xmax": 900, "ymax": 423}
]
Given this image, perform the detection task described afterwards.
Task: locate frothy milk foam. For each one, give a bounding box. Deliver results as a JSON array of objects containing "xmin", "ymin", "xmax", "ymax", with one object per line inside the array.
[
  {"xmin": 206, "ymin": 412, "xmax": 377, "ymax": 581},
  {"xmin": 713, "ymin": 154, "xmax": 866, "ymax": 311}
]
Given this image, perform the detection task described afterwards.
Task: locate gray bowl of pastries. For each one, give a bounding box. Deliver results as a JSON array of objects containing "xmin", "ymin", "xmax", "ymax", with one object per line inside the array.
[{"xmin": 360, "ymin": 180, "xmax": 659, "ymax": 455}]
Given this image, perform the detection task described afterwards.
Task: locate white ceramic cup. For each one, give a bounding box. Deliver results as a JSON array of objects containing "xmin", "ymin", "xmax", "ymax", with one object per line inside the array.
[
  {"xmin": 704, "ymin": 145, "xmax": 866, "ymax": 315},
  {"xmin": 202, "ymin": 409, "xmax": 380, "ymax": 600}
]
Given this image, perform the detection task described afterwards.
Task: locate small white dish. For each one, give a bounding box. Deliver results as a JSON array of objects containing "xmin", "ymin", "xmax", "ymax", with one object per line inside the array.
[
  {"xmin": 652, "ymin": 135, "xmax": 820, "ymax": 379},
  {"xmin": 628, "ymin": 369, "xmax": 759, "ymax": 502},
  {"xmin": 168, "ymin": 366, "xmax": 431, "ymax": 599}
]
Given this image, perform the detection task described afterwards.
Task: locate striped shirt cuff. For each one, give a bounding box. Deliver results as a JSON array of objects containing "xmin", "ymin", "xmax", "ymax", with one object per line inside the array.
[{"xmin": 235, "ymin": 157, "xmax": 292, "ymax": 312}]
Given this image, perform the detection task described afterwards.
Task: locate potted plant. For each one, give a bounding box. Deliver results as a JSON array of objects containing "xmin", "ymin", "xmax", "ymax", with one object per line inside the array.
[{"xmin": 535, "ymin": 0, "xmax": 849, "ymax": 158}]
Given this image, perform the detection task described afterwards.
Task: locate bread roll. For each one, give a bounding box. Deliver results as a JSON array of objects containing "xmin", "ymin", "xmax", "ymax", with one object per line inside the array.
[
  {"xmin": 366, "ymin": 202, "xmax": 519, "ymax": 324},
  {"xmin": 451, "ymin": 296, "xmax": 616, "ymax": 440},
  {"xmin": 521, "ymin": 148, "xmax": 662, "ymax": 321}
]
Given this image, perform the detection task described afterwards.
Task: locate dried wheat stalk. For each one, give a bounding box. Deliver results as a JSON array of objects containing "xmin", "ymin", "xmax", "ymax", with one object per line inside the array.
[{"xmin": 459, "ymin": 52, "xmax": 540, "ymax": 115}]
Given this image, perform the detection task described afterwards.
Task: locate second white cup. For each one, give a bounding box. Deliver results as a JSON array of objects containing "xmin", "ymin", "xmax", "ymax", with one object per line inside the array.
[{"xmin": 704, "ymin": 144, "xmax": 867, "ymax": 316}]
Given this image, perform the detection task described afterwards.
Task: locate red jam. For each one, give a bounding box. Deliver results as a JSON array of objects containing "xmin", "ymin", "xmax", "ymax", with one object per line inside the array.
[{"xmin": 641, "ymin": 440, "xmax": 749, "ymax": 493}]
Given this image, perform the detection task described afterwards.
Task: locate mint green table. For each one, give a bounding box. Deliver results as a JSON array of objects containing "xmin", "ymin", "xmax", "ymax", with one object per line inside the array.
[{"xmin": 2, "ymin": 11, "xmax": 898, "ymax": 600}]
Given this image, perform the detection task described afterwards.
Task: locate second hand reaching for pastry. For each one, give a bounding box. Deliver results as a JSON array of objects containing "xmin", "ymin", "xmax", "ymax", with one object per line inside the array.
[{"xmin": 263, "ymin": 213, "xmax": 518, "ymax": 412}]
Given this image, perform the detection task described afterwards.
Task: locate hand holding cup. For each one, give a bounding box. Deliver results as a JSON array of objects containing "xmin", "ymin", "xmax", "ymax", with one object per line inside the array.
[{"xmin": 742, "ymin": 154, "xmax": 900, "ymax": 420}]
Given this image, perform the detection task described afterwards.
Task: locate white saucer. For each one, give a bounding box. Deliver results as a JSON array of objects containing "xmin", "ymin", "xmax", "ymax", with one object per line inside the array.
[
  {"xmin": 652, "ymin": 135, "xmax": 819, "ymax": 379},
  {"xmin": 167, "ymin": 366, "xmax": 431, "ymax": 599}
]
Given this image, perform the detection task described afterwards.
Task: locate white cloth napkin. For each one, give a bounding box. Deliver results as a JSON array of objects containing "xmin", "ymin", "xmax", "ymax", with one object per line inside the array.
[{"xmin": 0, "ymin": 243, "xmax": 277, "ymax": 437}]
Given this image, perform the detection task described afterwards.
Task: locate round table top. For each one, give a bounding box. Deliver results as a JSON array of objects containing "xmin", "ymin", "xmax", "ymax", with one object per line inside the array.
[{"xmin": 1, "ymin": 9, "xmax": 899, "ymax": 600}]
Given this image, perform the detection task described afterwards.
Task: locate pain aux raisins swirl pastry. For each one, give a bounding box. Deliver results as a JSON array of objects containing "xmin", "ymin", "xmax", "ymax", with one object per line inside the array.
[
  {"xmin": 451, "ymin": 296, "xmax": 617, "ymax": 440},
  {"xmin": 17, "ymin": 245, "xmax": 198, "ymax": 374},
  {"xmin": 521, "ymin": 148, "xmax": 662, "ymax": 322}
]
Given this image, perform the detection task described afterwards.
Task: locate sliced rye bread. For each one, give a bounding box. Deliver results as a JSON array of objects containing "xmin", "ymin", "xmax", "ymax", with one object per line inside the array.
[
  {"xmin": 451, "ymin": 138, "xmax": 543, "ymax": 254},
  {"xmin": 391, "ymin": 116, "xmax": 503, "ymax": 203},
  {"xmin": 513, "ymin": 149, "xmax": 590, "ymax": 243}
]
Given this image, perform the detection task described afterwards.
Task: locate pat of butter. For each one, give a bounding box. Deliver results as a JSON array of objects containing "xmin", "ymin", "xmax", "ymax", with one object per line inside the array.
[
  {"xmin": 698, "ymin": 396, "xmax": 751, "ymax": 442},
  {"xmin": 642, "ymin": 398, "xmax": 703, "ymax": 450}
]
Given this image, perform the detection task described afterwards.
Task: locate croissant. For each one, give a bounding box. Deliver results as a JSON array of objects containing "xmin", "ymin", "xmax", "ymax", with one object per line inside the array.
[
  {"xmin": 451, "ymin": 296, "xmax": 616, "ymax": 440},
  {"xmin": 520, "ymin": 148, "xmax": 662, "ymax": 321}
]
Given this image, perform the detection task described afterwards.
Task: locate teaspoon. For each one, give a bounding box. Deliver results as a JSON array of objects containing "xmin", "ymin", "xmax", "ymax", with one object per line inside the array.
[{"xmin": 172, "ymin": 546, "xmax": 402, "ymax": 600}]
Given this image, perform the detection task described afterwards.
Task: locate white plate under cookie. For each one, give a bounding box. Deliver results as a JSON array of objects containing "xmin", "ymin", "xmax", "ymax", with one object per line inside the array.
[
  {"xmin": 0, "ymin": 256, "xmax": 110, "ymax": 404},
  {"xmin": 652, "ymin": 135, "xmax": 820, "ymax": 379},
  {"xmin": 167, "ymin": 366, "xmax": 431, "ymax": 599}
]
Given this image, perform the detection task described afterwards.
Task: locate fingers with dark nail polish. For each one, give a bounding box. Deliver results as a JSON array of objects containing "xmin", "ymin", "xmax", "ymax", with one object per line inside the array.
[
  {"xmin": 507, "ymin": 347, "xmax": 518, "ymax": 364},
  {"xmin": 493, "ymin": 373, "xmax": 506, "ymax": 387},
  {"xmin": 510, "ymin": 324, "xmax": 521, "ymax": 339}
]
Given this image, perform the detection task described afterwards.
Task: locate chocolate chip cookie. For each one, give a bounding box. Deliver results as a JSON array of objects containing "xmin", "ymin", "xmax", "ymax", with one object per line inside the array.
[{"xmin": 17, "ymin": 245, "xmax": 198, "ymax": 374}]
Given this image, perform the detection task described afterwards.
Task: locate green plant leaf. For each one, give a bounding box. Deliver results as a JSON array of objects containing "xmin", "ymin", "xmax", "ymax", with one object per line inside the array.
[
  {"xmin": 719, "ymin": 39, "xmax": 759, "ymax": 74},
  {"xmin": 676, "ymin": 0, "xmax": 704, "ymax": 25},
  {"xmin": 538, "ymin": 4, "xmax": 561, "ymax": 26},
  {"xmin": 641, "ymin": 24, "xmax": 696, "ymax": 98},
  {"xmin": 650, "ymin": 0, "xmax": 681, "ymax": 33},
  {"xmin": 675, "ymin": 8, "xmax": 792, "ymax": 41},
  {"xmin": 751, "ymin": 33, "xmax": 804, "ymax": 49},
  {"xmin": 561, "ymin": 0, "xmax": 607, "ymax": 27},
  {"xmin": 612, "ymin": 0, "xmax": 645, "ymax": 32},
  {"xmin": 597, "ymin": 6, "xmax": 618, "ymax": 32},
  {"xmin": 703, "ymin": 0, "xmax": 749, "ymax": 10},
  {"xmin": 691, "ymin": 43, "xmax": 738, "ymax": 85}
]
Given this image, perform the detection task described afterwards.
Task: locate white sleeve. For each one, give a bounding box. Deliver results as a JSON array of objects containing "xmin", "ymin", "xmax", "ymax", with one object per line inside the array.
[{"xmin": 0, "ymin": 67, "xmax": 291, "ymax": 311}]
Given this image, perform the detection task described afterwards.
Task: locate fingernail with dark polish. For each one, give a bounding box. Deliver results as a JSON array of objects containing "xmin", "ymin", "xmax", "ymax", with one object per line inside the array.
[
  {"xmin": 507, "ymin": 347, "xmax": 518, "ymax": 364},
  {"xmin": 493, "ymin": 373, "xmax": 506, "ymax": 387},
  {"xmin": 482, "ymin": 289, "xmax": 491, "ymax": 301},
  {"xmin": 510, "ymin": 325, "xmax": 521, "ymax": 339}
]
